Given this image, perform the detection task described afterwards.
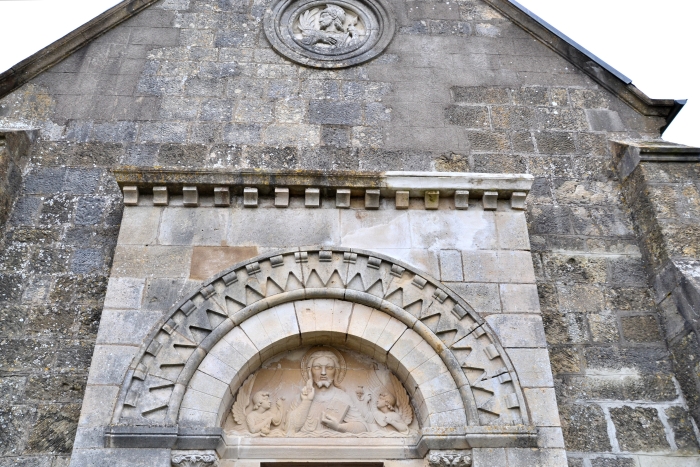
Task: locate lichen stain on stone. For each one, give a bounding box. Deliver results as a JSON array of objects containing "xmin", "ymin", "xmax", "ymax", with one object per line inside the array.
[{"xmin": 0, "ymin": 83, "xmax": 56, "ymax": 122}]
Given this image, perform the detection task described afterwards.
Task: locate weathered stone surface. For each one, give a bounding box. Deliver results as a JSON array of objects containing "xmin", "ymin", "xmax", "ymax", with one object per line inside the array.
[
  {"xmin": 610, "ymin": 406, "xmax": 670, "ymax": 452},
  {"xmin": 559, "ymin": 404, "xmax": 611, "ymax": 452}
]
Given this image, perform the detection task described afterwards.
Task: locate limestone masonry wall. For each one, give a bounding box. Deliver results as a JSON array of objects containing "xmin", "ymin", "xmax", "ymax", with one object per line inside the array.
[{"xmin": 0, "ymin": 0, "xmax": 697, "ymax": 465}]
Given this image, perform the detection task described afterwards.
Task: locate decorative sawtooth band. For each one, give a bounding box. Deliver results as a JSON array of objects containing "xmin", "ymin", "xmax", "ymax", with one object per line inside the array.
[{"xmin": 111, "ymin": 247, "xmax": 530, "ymax": 436}]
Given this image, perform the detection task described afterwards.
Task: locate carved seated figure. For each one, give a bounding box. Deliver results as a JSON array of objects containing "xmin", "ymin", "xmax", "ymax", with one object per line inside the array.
[
  {"xmin": 372, "ymin": 391, "xmax": 409, "ymax": 434},
  {"xmin": 288, "ymin": 350, "xmax": 368, "ymax": 434},
  {"xmin": 246, "ymin": 391, "xmax": 283, "ymax": 436},
  {"xmin": 297, "ymin": 4, "xmax": 360, "ymax": 49}
]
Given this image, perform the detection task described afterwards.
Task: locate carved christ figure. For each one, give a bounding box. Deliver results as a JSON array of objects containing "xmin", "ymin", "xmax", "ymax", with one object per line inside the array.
[{"xmin": 288, "ymin": 350, "xmax": 367, "ymax": 433}]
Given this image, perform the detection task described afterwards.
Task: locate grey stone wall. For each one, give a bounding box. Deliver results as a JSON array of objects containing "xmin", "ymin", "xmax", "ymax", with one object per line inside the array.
[
  {"xmin": 613, "ymin": 144, "xmax": 700, "ymax": 435},
  {"xmin": 0, "ymin": 0, "xmax": 697, "ymax": 465}
]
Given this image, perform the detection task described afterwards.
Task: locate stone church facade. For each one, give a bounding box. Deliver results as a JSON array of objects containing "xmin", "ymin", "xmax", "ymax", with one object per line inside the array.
[{"xmin": 0, "ymin": 0, "xmax": 699, "ymax": 466}]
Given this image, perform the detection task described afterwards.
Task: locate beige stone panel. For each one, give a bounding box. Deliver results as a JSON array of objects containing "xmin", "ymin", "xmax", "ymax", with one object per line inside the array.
[
  {"xmin": 189, "ymin": 370, "xmax": 230, "ymax": 399},
  {"xmin": 386, "ymin": 328, "xmax": 423, "ymax": 373},
  {"xmin": 78, "ymin": 385, "xmax": 120, "ymax": 427},
  {"xmin": 181, "ymin": 387, "xmax": 223, "ymax": 414},
  {"xmin": 508, "ymin": 348, "xmax": 554, "ymax": 388},
  {"xmin": 407, "ymin": 353, "xmax": 448, "ymax": 388},
  {"xmin": 331, "ymin": 299, "xmax": 353, "ymax": 336},
  {"xmin": 262, "ymin": 302, "xmax": 301, "ymax": 359},
  {"xmin": 505, "ymin": 448, "xmax": 567, "ymax": 467},
  {"xmin": 447, "ymin": 282, "xmax": 501, "ymax": 314},
  {"xmin": 408, "ymin": 210, "xmax": 497, "ymax": 250},
  {"xmin": 397, "ymin": 340, "xmax": 434, "ymax": 382},
  {"xmin": 117, "ymin": 207, "xmax": 162, "ymax": 245},
  {"xmin": 227, "ymin": 208, "xmax": 340, "ymax": 247},
  {"xmin": 537, "ymin": 427, "xmax": 565, "ymax": 448},
  {"xmin": 462, "ymin": 250, "xmax": 499, "ymax": 283},
  {"xmin": 415, "ymin": 371, "xmax": 458, "ymax": 401},
  {"xmin": 360, "ymin": 308, "xmax": 392, "ymax": 352},
  {"xmin": 500, "ymin": 283, "xmax": 540, "ymax": 313},
  {"xmin": 159, "ymin": 207, "xmax": 230, "ymax": 246},
  {"xmin": 221, "ymin": 326, "xmax": 262, "ymax": 374},
  {"xmin": 497, "ymin": 251, "xmax": 536, "ymax": 284},
  {"xmin": 486, "ymin": 314, "xmax": 547, "ymax": 348},
  {"xmin": 339, "ymin": 210, "xmax": 412, "ymax": 249},
  {"xmin": 179, "ymin": 407, "xmax": 218, "ymax": 427},
  {"xmin": 346, "ymin": 303, "xmax": 374, "ymax": 351},
  {"xmin": 86, "ymin": 345, "xmax": 139, "ymax": 385},
  {"xmin": 189, "ymin": 246, "xmax": 259, "ymax": 280},
  {"xmin": 423, "ymin": 388, "xmax": 463, "ymax": 413},
  {"xmin": 240, "ymin": 313, "xmax": 273, "ymax": 353},
  {"xmin": 374, "ymin": 317, "xmax": 408, "ymax": 362},
  {"xmin": 295, "ymin": 299, "xmax": 317, "ymax": 335},
  {"xmin": 103, "ymin": 277, "xmax": 145, "ymax": 309},
  {"xmin": 429, "ymin": 409, "xmax": 467, "ymax": 427},
  {"xmin": 111, "ymin": 245, "xmax": 193, "ymax": 278},
  {"xmin": 523, "ymin": 388, "xmax": 561, "ymax": 427},
  {"xmin": 371, "ymin": 248, "xmax": 440, "ymax": 278},
  {"xmin": 198, "ymin": 352, "xmax": 239, "ymax": 385},
  {"xmin": 495, "ymin": 211, "xmax": 530, "ymax": 250},
  {"xmin": 311, "ymin": 299, "xmax": 334, "ymax": 337},
  {"xmin": 96, "ymin": 309, "xmax": 163, "ymax": 345}
]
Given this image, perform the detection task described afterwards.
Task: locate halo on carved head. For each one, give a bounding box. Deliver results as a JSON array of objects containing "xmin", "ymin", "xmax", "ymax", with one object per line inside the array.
[{"xmin": 301, "ymin": 346, "xmax": 347, "ymax": 384}]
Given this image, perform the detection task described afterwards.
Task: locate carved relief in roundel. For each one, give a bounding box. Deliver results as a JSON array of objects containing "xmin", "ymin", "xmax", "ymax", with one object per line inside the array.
[
  {"xmin": 263, "ymin": 0, "xmax": 395, "ymax": 68},
  {"xmin": 226, "ymin": 346, "xmax": 419, "ymax": 438}
]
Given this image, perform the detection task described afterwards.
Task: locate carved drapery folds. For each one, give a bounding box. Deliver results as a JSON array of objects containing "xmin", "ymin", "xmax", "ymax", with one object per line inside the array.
[{"xmin": 113, "ymin": 248, "xmax": 528, "ymax": 430}]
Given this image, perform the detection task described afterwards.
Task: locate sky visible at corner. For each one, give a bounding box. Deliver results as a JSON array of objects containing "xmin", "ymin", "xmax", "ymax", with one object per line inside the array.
[{"xmin": 0, "ymin": 0, "xmax": 697, "ymax": 146}]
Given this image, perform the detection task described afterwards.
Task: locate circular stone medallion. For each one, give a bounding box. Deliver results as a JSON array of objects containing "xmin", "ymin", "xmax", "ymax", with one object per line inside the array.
[{"xmin": 264, "ymin": 0, "xmax": 395, "ymax": 68}]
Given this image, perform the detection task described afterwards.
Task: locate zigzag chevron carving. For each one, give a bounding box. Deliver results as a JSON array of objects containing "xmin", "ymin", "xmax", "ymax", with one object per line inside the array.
[{"xmin": 114, "ymin": 248, "xmax": 528, "ymax": 428}]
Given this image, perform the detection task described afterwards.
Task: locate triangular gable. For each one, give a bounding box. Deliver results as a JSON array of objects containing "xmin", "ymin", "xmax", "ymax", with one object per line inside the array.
[{"xmin": 0, "ymin": 0, "xmax": 685, "ymax": 130}]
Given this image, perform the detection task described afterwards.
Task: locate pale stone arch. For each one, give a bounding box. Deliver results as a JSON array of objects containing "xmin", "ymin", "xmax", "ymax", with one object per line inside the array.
[
  {"xmin": 112, "ymin": 247, "xmax": 530, "ymax": 430},
  {"xmin": 179, "ymin": 300, "xmax": 465, "ymax": 429}
]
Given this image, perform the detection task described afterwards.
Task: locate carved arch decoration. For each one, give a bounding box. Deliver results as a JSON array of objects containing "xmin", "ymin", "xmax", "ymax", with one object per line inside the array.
[{"xmin": 112, "ymin": 247, "xmax": 530, "ymax": 433}]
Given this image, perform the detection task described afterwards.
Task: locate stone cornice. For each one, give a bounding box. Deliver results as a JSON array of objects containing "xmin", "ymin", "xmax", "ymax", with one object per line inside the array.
[
  {"xmin": 114, "ymin": 168, "xmax": 534, "ymax": 209},
  {"xmin": 611, "ymin": 140, "xmax": 700, "ymax": 180}
]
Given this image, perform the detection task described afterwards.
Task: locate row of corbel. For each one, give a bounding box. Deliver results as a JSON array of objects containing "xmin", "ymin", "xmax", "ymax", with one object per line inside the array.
[{"xmin": 122, "ymin": 185, "xmax": 528, "ymax": 211}]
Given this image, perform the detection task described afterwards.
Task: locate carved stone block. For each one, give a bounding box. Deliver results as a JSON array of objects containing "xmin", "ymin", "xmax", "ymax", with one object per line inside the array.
[
  {"xmin": 395, "ymin": 190, "xmax": 409, "ymax": 209},
  {"xmin": 306, "ymin": 188, "xmax": 321, "ymax": 208},
  {"xmin": 244, "ymin": 187, "xmax": 259, "ymax": 208},
  {"xmin": 483, "ymin": 191, "xmax": 498, "ymax": 211},
  {"xmin": 171, "ymin": 452, "xmax": 218, "ymax": 467},
  {"xmin": 365, "ymin": 189, "xmax": 380, "ymax": 209},
  {"xmin": 511, "ymin": 192, "xmax": 527, "ymax": 210},
  {"xmin": 427, "ymin": 450, "xmax": 472, "ymax": 467},
  {"xmin": 455, "ymin": 190, "xmax": 469, "ymax": 210},
  {"xmin": 336, "ymin": 189, "xmax": 351, "ymax": 208},
  {"xmin": 153, "ymin": 186, "xmax": 169, "ymax": 206},
  {"xmin": 183, "ymin": 186, "xmax": 199, "ymax": 207},
  {"xmin": 425, "ymin": 191, "xmax": 439, "ymax": 210},
  {"xmin": 275, "ymin": 187, "xmax": 290, "ymax": 207},
  {"xmin": 123, "ymin": 186, "xmax": 139, "ymax": 206},
  {"xmin": 214, "ymin": 187, "xmax": 230, "ymax": 207}
]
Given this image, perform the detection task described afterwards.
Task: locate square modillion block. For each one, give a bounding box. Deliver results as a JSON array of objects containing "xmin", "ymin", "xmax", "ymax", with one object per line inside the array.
[
  {"xmin": 182, "ymin": 186, "xmax": 199, "ymax": 207},
  {"xmin": 483, "ymin": 191, "xmax": 498, "ymax": 211},
  {"xmin": 275, "ymin": 188, "xmax": 290, "ymax": 207},
  {"xmin": 153, "ymin": 186, "xmax": 169, "ymax": 206},
  {"xmin": 511, "ymin": 192, "xmax": 527, "ymax": 210},
  {"xmin": 214, "ymin": 187, "xmax": 230, "ymax": 207},
  {"xmin": 365, "ymin": 189, "xmax": 380, "ymax": 209},
  {"xmin": 244, "ymin": 187, "xmax": 259, "ymax": 207},
  {"xmin": 425, "ymin": 191, "xmax": 439, "ymax": 210},
  {"xmin": 123, "ymin": 186, "xmax": 139, "ymax": 206},
  {"xmin": 306, "ymin": 188, "xmax": 320, "ymax": 208},
  {"xmin": 395, "ymin": 190, "xmax": 409, "ymax": 210},
  {"xmin": 455, "ymin": 190, "xmax": 469, "ymax": 210},
  {"xmin": 336, "ymin": 189, "xmax": 350, "ymax": 208}
]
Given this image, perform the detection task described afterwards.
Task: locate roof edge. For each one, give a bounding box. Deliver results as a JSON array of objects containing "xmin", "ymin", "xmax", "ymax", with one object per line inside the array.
[
  {"xmin": 484, "ymin": 0, "xmax": 685, "ymax": 132},
  {"xmin": 0, "ymin": 0, "xmax": 160, "ymax": 99}
]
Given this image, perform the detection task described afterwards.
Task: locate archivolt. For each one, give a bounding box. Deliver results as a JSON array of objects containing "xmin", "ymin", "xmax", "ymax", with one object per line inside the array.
[{"xmin": 112, "ymin": 247, "xmax": 529, "ymax": 427}]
